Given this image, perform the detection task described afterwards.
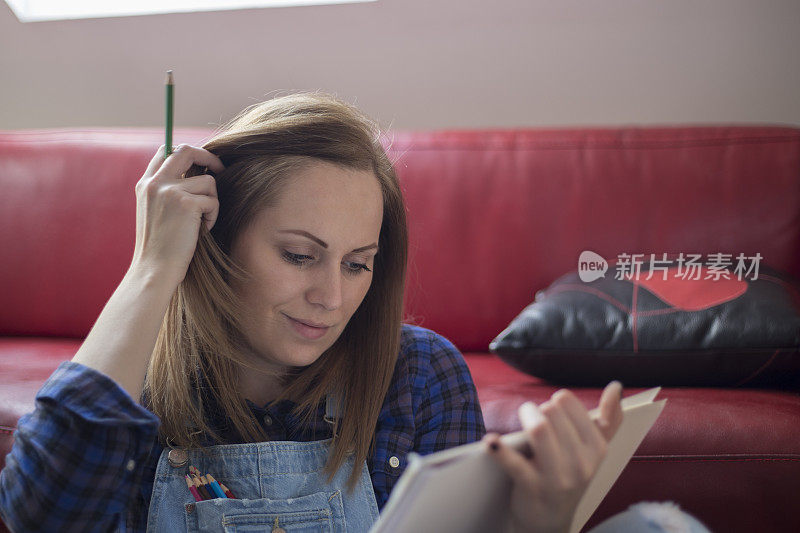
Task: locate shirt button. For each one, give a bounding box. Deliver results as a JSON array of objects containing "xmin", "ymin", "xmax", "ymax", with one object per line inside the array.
[
  {"xmin": 126, "ymin": 459, "xmax": 136, "ymax": 471},
  {"xmin": 263, "ymin": 415, "xmax": 273, "ymax": 426},
  {"xmin": 389, "ymin": 456, "xmax": 400, "ymax": 468}
]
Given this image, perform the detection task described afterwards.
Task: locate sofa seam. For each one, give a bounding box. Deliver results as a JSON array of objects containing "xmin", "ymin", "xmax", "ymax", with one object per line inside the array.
[
  {"xmin": 631, "ymin": 454, "xmax": 800, "ymax": 463},
  {"xmin": 390, "ymin": 136, "xmax": 800, "ymax": 151}
]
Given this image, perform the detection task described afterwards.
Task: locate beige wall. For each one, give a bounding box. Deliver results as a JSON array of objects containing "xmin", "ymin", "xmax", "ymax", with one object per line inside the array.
[{"xmin": 1, "ymin": 0, "xmax": 798, "ymax": 130}]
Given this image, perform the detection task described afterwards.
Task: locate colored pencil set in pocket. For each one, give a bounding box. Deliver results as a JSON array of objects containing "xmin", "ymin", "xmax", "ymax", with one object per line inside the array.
[{"xmin": 184, "ymin": 465, "xmax": 237, "ymax": 501}]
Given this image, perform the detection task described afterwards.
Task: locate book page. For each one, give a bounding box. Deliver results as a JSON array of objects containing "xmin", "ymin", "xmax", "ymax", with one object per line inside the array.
[
  {"xmin": 371, "ymin": 388, "xmax": 665, "ymax": 533},
  {"xmin": 571, "ymin": 395, "xmax": 666, "ymax": 532}
]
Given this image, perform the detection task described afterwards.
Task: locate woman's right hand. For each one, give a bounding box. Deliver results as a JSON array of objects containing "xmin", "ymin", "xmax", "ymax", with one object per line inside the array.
[
  {"xmin": 483, "ymin": 381, "xmax": 624, "ymax": 533},
  {"xmin": 130, "ymin": 144, "xmax": 225, "ymax": 285}
]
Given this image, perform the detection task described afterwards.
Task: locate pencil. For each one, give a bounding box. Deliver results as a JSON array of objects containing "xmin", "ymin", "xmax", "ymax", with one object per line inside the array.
[
  {"xmin": 165, "ymin": 70, "xmax": 174, "ymax": 159},
  {"xmin": 200, "ymin": 475, "xmax": 222, "ymax": 499},
  {"xmin": 219, "ymin": 482, "xmax": 237, "ymax": 499},
  {"xmin": 189, "ymin": 474, "xmax": 207, "ymax": 497},
  {"xmin": 185, "ymin": 475, "xmax": 202, "ymax": 502},
  {"xmin": 192, "ymin": 475, "xmax": 212, "ymax": 500},
  {"xmin": 206, "ymin": 474, "xmax": 228, "ymax": 499},
  {"xmin": 200, "ymin": 475, "xmax": 219, "ymax": 499},
  {"xmin": 192, "ymin": 477, "xmax": 213, "ymax": 500}
]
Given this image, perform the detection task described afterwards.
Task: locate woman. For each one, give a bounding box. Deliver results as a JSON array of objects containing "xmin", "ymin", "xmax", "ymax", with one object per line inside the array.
[{"xmin": 0, "ymin": 92, "xmax": 709, "ymax": 532}]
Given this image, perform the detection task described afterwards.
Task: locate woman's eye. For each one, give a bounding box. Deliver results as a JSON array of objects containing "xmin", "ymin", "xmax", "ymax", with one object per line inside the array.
[
  {"xmin": 282, "ymin": 251, "xmax": 371, "ymax": 275},
  {"xmin": 344, "ymin": 261, "xmax": 372, "ymax": 275},
  {"xmin": 282, "ymin": 251, "xmax": 314, "ymax": 266}
]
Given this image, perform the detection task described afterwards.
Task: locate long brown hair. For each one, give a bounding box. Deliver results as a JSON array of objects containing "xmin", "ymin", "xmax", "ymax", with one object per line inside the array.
[{"xmin": 143, "ymin": 91, "xmax": 408, "ymax": 492}]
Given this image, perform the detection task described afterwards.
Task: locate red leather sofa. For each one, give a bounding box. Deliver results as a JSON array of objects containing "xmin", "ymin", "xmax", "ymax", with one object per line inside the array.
[{"xmin": 2, "ymin": 126, "xmax": 799, "ymax": 532}]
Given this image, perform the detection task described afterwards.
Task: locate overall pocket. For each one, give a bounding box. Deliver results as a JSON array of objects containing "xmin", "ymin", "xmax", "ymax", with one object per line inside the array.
[{"xmin": 185, "ymin": 490, "xmax": 345, "ymax": 532}]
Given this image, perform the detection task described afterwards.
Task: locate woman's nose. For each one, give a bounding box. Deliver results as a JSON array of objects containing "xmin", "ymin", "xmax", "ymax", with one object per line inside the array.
[{"xmin": 305, "ymin": 263, "xmax": 343, "ymax": 310}]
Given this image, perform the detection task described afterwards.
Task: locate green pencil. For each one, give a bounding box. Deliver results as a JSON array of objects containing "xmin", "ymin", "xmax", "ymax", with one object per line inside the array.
[{"xmin": 165, "ymin": 70, "xmax": 174, "ymax": 159}]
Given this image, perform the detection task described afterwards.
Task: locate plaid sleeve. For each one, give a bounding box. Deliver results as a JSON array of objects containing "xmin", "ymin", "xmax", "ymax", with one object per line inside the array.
[
  {"xmin": 0, "ymin": 361, "xmax": 160, "ymax": 532},
  {"xmin": 412, "ymin": 329, "xmax": 486, "ymax": 454}
]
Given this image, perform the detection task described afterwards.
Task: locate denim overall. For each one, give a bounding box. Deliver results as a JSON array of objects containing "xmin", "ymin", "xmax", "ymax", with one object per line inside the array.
[{"xmin": 145, "ymin": 394, "xmax": 379, "ymax": 532}]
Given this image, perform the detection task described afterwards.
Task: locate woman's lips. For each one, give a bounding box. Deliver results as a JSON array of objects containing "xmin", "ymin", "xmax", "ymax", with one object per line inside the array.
[{"xmin": 285, "ymin": 314, "xmax": 330, "ymax": 340}]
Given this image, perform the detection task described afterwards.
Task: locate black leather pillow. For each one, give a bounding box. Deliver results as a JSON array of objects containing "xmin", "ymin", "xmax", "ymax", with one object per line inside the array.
[{"xmin": 489, "ymin": 263, "xmax": 800, "ymax": 386}]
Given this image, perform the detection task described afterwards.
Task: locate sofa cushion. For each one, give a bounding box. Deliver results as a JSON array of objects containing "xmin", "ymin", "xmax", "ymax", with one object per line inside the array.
[
  {"xmin": 489, "ymin": 263, "xmax": 800, "ymax": 386},
  {"xmin": 0, "ymin": 339, "xmax": 82, "ymax": 473}
]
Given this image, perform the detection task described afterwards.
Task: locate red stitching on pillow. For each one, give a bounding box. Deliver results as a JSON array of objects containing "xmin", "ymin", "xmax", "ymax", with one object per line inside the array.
[
  {"xmin": 632, "ymin": 284, "xmax": 639, "ymax": 353},
  {"xmin": 760, "ymin": 274, "xmax": 800, "ymax": 303},
  {"xmin": 636, "ymin": 307, "xmax": 682, "ymax": 317},
  {"xmin": 543, "ymin": 284, "xmax": 630, "ymax": 313},
  {"xmin": 733, "ymin": 349, "xmax": 781, "ymax": 387}
]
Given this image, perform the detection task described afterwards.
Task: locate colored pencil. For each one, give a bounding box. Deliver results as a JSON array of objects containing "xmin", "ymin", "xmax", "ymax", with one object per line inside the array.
[
  {"xmin": 165, "ymin": 70, "xmax": 174, "ymax": 158},
  {"xmin": 185, "ymin": 475, "xmax": 202, "ymax": 502},
  {"xmin": 206, "ymin": 474, "xmax": 228, "ymax": 498},
  {"xmin": 189, "ymin": 475, "xmax": 207, "ymax": 498},
  {"xmin": 219, "ymin": 482, "xmax": 237, "ymax": 499},
  {"xmin": 192, "ymin": 475, "xmax": 212, "ymax": 500},
  {"xmin": 200, "ymin": 475, "xmax": 218, "ymax": 498},
  {"xmin": 204, "ymin": 474, "xmax": 217, "ymax": 496},
  {"xmin": 188, "ymin": 466, "xmax": 199, "ymax": 483},
  {"xmin": 193, "ymin": 477, "xmax": 211, "ymax": 500}
]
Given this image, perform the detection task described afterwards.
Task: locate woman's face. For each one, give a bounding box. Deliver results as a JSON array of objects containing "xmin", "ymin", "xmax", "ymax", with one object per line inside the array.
[{"xmin": 230, "ymin": 159, "xmax": 383, "ymax": 374}]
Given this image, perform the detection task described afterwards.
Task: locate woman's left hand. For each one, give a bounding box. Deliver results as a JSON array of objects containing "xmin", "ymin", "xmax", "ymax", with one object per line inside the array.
[{"xmin": 483, "ymin": 381, "xmax": 624, "ymax": 533}]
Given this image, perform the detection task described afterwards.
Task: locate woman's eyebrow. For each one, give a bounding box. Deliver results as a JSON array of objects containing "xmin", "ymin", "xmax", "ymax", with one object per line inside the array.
[{"xmin": 278, "ymin": 229, "xmax": 378, "ymax": 253}]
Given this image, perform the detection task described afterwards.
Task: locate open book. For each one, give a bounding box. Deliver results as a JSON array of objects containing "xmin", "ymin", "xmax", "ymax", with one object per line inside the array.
[{"xmin": 369, "ymin": 387, "xmax": 666, "ymax": 533}]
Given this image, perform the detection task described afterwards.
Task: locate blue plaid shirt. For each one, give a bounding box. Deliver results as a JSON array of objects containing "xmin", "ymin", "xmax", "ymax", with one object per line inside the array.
[{"xmin": 0, "ymin": 324, "xmax": 485, "ymax": 532}]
